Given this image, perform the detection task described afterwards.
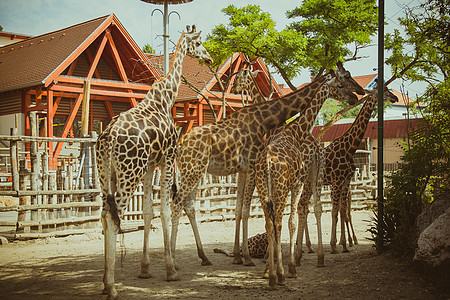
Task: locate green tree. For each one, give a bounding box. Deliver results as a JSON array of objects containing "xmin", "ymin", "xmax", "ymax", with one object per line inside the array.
[
  {"xmin": 287, "ymin": 0, "xmax": 377, "ymax": 76},
  {"xmin": 205, "ymin": 5, "xmax": 306, "ymax": 91},
  {"xmin": 370, "ymin": 0, "xmax": 450, "ymax": 255},
  {"xmin": 206, "ymin": 1, "xmax": 378, "ymax": 91},
  {"xmin": 142, "ymin": 43, "xmax": 155, "ymax": 54}
]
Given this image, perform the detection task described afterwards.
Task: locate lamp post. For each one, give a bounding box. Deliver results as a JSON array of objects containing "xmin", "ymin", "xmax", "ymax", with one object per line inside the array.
[{"xmin": 141, "ymin": 0, "xmax": 193, "ymax": 75}]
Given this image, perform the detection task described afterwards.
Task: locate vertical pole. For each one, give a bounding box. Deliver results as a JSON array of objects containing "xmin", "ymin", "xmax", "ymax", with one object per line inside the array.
[
  {"xmin": 163, "ymin": 0, "xmax": 169, "ymax": 75},
  {"xmin": 377, "ymin": 0, "xmax": 385, "ymax": 254}
]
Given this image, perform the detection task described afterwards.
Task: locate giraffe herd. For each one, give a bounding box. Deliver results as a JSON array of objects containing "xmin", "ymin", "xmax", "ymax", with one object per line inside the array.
[{"xmin": 96, "ymin": 27, "xmax": 397, "ymax": 298}]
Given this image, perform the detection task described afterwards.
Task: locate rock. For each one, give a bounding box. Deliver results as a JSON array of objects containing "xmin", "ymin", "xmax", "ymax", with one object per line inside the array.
[
  {"xmin": 415, "ymin": 189, "xmax": 450, "ymax": 236},
  {"xmin": 0, "ymin": 236, "xmax": 8, "ymax": 245},
  {"xmin": 414, "ymin": 207, "xmax": 450, "ymax": 268}
]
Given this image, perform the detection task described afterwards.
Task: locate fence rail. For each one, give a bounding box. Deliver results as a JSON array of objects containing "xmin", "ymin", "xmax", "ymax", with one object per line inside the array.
[{"xmin": 1, "ymin": 113, "xmax": 378, "ymax": 240}]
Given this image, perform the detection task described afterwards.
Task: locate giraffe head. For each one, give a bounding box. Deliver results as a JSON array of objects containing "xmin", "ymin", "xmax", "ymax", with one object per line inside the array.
[
  {"xmin": 365, "ymin": 82, "xmax": 399, "ymax": 104},
  {"xmin": 185, "ymin": 25, "xmax": 213, "ymax": 65},
  {"xmin": 326, "ymin": 76, "xmax": 359, "ymax": 105},
  {"xmin": 332, "ymin": 61, "xmax": 366, "ymax": 96},
  {"xmin": 233, "ymin": 65, "xmax": 262, "ymax": 93}
]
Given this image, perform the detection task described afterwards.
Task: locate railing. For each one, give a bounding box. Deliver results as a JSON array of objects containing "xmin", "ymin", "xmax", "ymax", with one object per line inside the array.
[{"xmin": 0, "ymin": 116, "xmax": 101, "ymax": 239}]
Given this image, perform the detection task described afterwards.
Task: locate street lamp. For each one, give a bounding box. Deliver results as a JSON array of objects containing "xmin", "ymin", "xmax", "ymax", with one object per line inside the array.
[{"xmin": 140, "ymin": 0, "xmax": 194, "ymax": 75}]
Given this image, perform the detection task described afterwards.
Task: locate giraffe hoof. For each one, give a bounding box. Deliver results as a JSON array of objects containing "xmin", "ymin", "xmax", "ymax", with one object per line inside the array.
[
  {"xmin": 308, "ymin": 249, "xmax": 315, "ymax": 253},
  {"xmin": 138, "ymin": 271, "xmax": 153, "ymax": 279},
  {"xmin": 232, "ymin": 257, "xmax": 243, "ymax": 265},
  {"xmin": 201, "ymin": 260, "xmax": 213, "ymax": 266},
  {"xmin": 243, "ymin": 260, "xmax": 256, "ymax": 267},
  {"xmin": 287, "ymin": 272, "xmax": 297, "ymax": 278},
  {"xmin": 330, "ymin": 249, "xmax": 339, "ymax": 254},
  {"xmin": 342, "ymin": 248, "xmax": 350, "ymax": 253},
  {"xmin": 166, "ymin": 274, "xmax": 180, "ymax": 281}
]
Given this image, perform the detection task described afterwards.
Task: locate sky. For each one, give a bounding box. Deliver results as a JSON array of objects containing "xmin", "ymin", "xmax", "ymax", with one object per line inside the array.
[{"xmin": 0, "ymin": 0, "xmax": 427, "ymax": 98}]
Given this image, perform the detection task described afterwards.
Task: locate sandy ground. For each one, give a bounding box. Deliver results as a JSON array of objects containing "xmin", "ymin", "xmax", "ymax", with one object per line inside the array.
[{"xmin": 0, "ymin": 210, "xmax": 446, "ymax": 299}]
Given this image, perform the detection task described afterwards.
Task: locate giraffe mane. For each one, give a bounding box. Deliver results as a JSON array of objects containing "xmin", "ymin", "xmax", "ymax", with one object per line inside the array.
[{"xmin": 154, "ymin": 32, "xmax": 186, "ymax": 84}]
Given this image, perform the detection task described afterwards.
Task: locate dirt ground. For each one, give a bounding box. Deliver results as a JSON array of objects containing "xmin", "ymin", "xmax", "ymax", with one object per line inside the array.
[{"xmin": 0, "ymin": 210, "xmax": 446, "ymax": 299}]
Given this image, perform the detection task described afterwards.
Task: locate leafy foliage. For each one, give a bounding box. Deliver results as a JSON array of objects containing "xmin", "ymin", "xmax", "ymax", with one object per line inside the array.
[
  {"xmin": 371, "ymin": 0, "xmax": 450, "ymax": 255},
  {"xmin": 205, "ymin": 1, "xmax": 378, "ymax": 90},
  {"xmin": 205, "ymin": 5, "xmax": 306, "ymax": 89},
  {"xmin": 287, "ymin": 0, "xmax": 378, "ymax": 75},
  {"xmin": 142, "ymin": 44, "xmax": 155, "ymax": 54}
]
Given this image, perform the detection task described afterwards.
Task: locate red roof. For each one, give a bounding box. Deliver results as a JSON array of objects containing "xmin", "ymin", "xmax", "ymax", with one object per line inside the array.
[
  {"xmin": 147, "ymin": 52, "xmax": 283, "ymax": 102},
  {"xmin": 311, "ymin": 118, "xmax": 424, "ymax": 142},
  {"xmin": 0, "ymin": 14, "xmax": 157, "ymax": 94}
]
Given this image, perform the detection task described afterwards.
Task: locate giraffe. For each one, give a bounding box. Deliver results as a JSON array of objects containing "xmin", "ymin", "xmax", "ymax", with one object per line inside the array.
[
  {"xmin": 232, "ymin": 64, "xmax": 267, "ymax": 105},
  {"xmin": 300, "ymin": 85, "xmax": 398, "ymax": 255},
  {"xmin": 254, "ymin": 70, "xmax": 364, "ymax": 288},
  {"xmin": 170, "ymin": 62, "xmax": 365, "ymax": 269},
  {"xmin": 96, "ymin": 26, "xmax": 212, "ymax": 299}
]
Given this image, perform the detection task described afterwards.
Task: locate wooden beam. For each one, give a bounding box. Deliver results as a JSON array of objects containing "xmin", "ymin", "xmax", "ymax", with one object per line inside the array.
[
  {"xmin": 104, "ymin": 101, "xmax": 115, "ymax": 119},
  {"xmin": 105, "ymin": 29, "xmax": 137, "ymax": 107},
  {"xmin": 86, "ymin": 33, "xmax": 108, "ymax": 79},
  {"xmin": 54, "ymin": 76, "xmax": 151, "ymax": 91},
  {"xmin": 80, "ymin": 81, "xmax": 91, "ymax": 136},
  {"xmin": 53, "ymin": 93, "xmax": 83, "ymax": 159},
  {"xmin": 47, "ymin": 90, "xmax": 54, "ymax": 169},
  {"xmin": 51, "ymin": 84, "xmax": 146, "ymax": 99}
]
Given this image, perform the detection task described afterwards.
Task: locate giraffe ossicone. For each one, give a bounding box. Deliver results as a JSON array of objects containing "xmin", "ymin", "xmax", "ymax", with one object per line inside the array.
[{"xmin": 96, "ymin": 25, "xmax": 212, "ymax": 300}]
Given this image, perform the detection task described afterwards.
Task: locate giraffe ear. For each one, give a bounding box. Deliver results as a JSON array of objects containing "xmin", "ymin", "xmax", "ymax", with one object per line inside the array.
[{"xmin": 251, "ymin": 70, "xmax": 263, "ymax": 78}]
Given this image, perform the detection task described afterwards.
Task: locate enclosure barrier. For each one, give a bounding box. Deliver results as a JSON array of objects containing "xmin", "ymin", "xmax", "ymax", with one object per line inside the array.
[
  {"xmin": 0, "ymin": 113, "xmax": 101, "ymax": 239},
  {"xmin": 1, "ymin": 114, "xmax": 376, "ymax": 239}
]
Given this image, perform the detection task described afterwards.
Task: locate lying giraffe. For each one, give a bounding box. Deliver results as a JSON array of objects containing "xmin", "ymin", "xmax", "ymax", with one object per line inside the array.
[
  {"xmin": 96, "ymin": 26, "xmax": 212, "ymax": 299},
  {"xmin": 300, "ymin": 85, "xmax": 398, "ymax": 254},
  {"xmin": 255, "ymin": 66, "xmax": 364, "ymax": 288}
]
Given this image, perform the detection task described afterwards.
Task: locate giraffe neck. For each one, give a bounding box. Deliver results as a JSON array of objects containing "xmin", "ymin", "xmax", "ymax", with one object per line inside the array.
[
  {"xmin": 284, "ymin": 81, "xmax": 329, "ymax": 137},
  {"xmin": 336, "ymin": 93, "xmax": 377, "ymax": 154},
  {"xmin": 227, "ymin": 75, "xmax": 329, "ymax": 132},
  {"xmin": 140, "ymin": 33, "xmax": 187, "ymax": 114},
  {"xmin": 247, "ymin": 78, "xmax": 266, "ymax": 104}
]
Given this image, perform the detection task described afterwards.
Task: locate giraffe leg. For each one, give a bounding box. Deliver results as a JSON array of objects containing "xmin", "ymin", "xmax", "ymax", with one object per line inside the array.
[
  {"xmin": 160, "ymin": 163, "xmax": 179, "ymax": 281},
  {"xmin": 312, "ymin": 185, "xmax": 325, "ymax": 266},
  {"xmin": 172, "ymin": 142, "xmax": 211, "ymax": 268},
  {"xmin": 232, "ymin": 172, "xmax": 246, "ymax": 265},
  {"xmin": 288, "ymin": 186, "xmax": 300, "ymax": 277},
  {"xmin": 138, "ymin": 171, "xmax": 154, "ymax": 279},
  {"xmin": 339, "ymin": 180, "xmax": 350, "ymax": 253},
  {"xmin": 296, "ymin": 182, "xmax": 312, "ymax": 265},
  {"xmin": 184, "ymin": 189, "xmax": 212, "ymax": 266},
  {"xmin": 240, "ymin": 171, "xmax": 257, "ymax": 266},
  {"xmin": 330, "ymin": 184, "xmax": 340, "ymax": 254},
  {"xmin": 262, "ymin": 205, "xmax": 277, "ymax": 289},
  {"xmin": 102, "ymin": 210, "xmax": 119, "ymax": 299},
  {"xmin": 347, "ymin": 191, "xmax": 358, "ymax": 246},
  {"xmin": 274, "ymin": 215, "xmax": 286, "ymax": 286}
]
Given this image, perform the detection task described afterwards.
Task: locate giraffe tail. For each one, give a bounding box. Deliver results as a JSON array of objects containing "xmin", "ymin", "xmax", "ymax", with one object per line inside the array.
[
  {"xmin": 105, "ymin": 135, "xmax": 121, "ymax": 233},
  {"xmin": 266, "ymin": 155, "xmax": 277, "ymax": 244}
]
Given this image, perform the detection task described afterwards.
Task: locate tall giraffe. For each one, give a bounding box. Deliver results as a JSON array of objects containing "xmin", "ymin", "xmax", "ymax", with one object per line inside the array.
[
  {"xmin": 170, "ymin": 63, "xmax": 365, "ymax": 268},
  {"xmin": 300, "ymin": 85, "xmax": 398, "ymax": 254},
  {"xmin": 96, "ymin": 26, "xmax": 212, "ymax": 299},
  {"xmin": 254, "ymin": 70, "xmax": 364, "ymax": 288}
]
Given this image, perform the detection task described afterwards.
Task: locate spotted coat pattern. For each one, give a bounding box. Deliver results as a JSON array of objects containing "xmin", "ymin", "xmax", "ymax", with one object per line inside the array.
[
  {"xmin": 301, "ymin": 87, "xmax": 398, "ymax": 255},
  {"xmin": 170, "ymin": 73, "xmax": 334, "ymax": 269},
  {"xmin": 96, "ymin": 26, "xmax": 212, "ymax": 299},
  {"xmin": 254, "ymin": 67, "xmax": 364, "ymax": 287}
]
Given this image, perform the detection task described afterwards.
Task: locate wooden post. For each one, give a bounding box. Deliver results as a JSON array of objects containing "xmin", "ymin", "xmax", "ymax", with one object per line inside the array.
[
  {"xmin": 10, "ymin": 127, "xmax": 20, "ymax": 192},
  {"xmin": 29, "ymin": 112, "xmax": 39, "ymax": 232},
  {"xmin": 81, "ymin": 80, "xmax": 91, "ymax": 136}
]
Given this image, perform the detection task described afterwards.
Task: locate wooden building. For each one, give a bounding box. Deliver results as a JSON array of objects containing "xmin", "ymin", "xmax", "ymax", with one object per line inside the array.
[{"xmin": 0, "ymin": 14, "xmax": 282, "ymax": 168}]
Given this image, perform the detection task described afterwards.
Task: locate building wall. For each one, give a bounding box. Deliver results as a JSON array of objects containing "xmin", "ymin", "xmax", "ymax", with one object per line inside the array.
[{"xmin": 369, "ymin": 137, "xmax": 406, "ymax": 171}]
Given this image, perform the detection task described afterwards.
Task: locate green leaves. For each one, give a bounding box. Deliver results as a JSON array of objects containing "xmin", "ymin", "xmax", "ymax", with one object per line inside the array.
[{"xmin": 287, "ymin": 0, "xmax": 378, "ymax": 74}]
